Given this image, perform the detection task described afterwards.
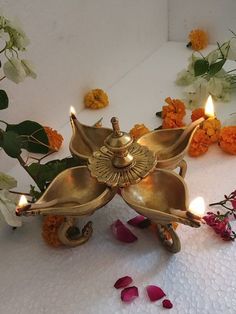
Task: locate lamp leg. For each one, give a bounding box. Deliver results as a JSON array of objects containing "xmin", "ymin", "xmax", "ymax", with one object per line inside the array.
[
  {"xmin": 58, "ymin": 216, "xmax": 93, "ymax": 247},
  {"xmin": 178, "ymin": 159, "xmax": 187, "ymax": 178},
  {"xmin": 156, "ymin": 223, "xmax": 181, "ymax": 253}
]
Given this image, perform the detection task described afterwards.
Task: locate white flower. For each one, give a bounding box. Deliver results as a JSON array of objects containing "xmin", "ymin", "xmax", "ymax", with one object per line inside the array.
[
  {"xmin": 206, "ymin": 49, "xmax": 221, "ymax": 65},
  {"xmin": 0, "ymin": 29, "xmax": 10, "ymax": 42},
  {"xmin": 183, "ymin": 77, "xmax": 209, "ymax": 108},
  {"xmin": 221, "ymin": 39, "xmax": 236, "ymax": 61},
  {"xmin": 4, "ymin": 17, "xmax": 30, "ymax": 50},
  {"xmin": 176, "ymin": 69, "xmax": 195, "ymax": 86},
  {"xmin": 0, "ymin": 172, "xmax": 17, "ymax": 190},
  {"xmin": 3, "ymin": 57, "xmax": 26, "ymax": 83},
  {"xmin": 207, "ymin": 77, "xmax": 231, "ymax": 102},
  {"xmin": 21, "ymin": 59, "xmax": 37, "ymax": 79},
  {"xmin": 0, "ymin": 190, "xmax": 22, "ymax": 227}
]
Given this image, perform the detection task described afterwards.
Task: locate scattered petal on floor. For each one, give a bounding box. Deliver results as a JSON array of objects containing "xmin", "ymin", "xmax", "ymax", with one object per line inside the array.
[
  {"xmin": 121, "ymin": 286, "xmax": 139, "ymax": 303},
  {"xmin": 114, "ymin": 276, "xmax": 133, "ymax": 289},
  {"xmin": 111, "ymin": 219, "xmax": 138, "ymax": 243},
  {"xmin": 127, "ymin": 215, "xmax": 146, "ymax": 227},
  {"xmin": 146, "ymin": 285, "xmax": 166, "ymax": 301},
  {"xmin": 162, "ymin": 299, "xmax": 173, "ymax": 309}
]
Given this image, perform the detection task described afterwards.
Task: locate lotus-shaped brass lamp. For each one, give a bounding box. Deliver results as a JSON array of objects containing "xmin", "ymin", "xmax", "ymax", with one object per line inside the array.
[{"xmin": 18, "ymin": 114, "xmax": 204, "ymax": 253}]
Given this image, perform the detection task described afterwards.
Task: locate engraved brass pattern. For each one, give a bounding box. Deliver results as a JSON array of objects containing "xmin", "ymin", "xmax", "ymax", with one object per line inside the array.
[{"xmin": 88, "ymin": 143, "xmax": 157, "ymax": 187}]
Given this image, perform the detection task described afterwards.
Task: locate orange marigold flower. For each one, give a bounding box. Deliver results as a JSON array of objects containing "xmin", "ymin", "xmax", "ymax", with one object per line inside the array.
[
  {"xmin": 162, "ymin": 97, "xmax": 186, "ymax": 129},
  {"xmin": 219, "ymin": 126, "xmax": 236, "ymax": 155},
  {"xmin": 191, "ymin": 108, "xmax": 207, "ymax": 122},
  {"xmin": 162, "ymin": 97, "xmax": 186, "ymax": 118},
  {"xmin": 84, "ymin": 88, "xmax": 109, "ymax": 109},
  {"xmin": 44, "ymin": 127, "xmax": 63, "ymax": 152},
  {"xmin": 162, "ymin": 115, "xmax": 185, "ymax": 129},
  {"xmin": 129, "ymin": 123, "xmax": 150, "ymax": 140},
  {"xmin": 188, "ymin": 29, "xmax": 208, "ymax": 51},
  {"xmin": 42, "ymin": 215, "xmax": 65, "ymax": 247},
  {"xmin": 202, "ymin": 118, "xmax": 221, "ymax": 143},
  {"xmin": 188, "ymin": 129, "xmax": 211, "ymax": 157}
]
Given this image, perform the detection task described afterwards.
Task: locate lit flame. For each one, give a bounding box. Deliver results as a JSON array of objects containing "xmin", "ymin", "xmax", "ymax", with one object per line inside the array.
[
  {"xmin": 18, "ymin": 195, "xmax": 28, "ymax": 207},
  {"xmin": 188, "ymin": 197, "xmax": 205, "ymax": 217},
  {"xmin": 204, "ymin": 95, "xmax": 215, "ymax": 118},
  {"xmin": 70, "ymin": 106, "xmax": 76, "ymax": 116}
]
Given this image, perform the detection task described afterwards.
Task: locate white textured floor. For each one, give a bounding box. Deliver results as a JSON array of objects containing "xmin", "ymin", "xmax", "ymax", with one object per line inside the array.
[{"xmin": 1, "ymin": 42, "xmax": 236, "ymax": 314}]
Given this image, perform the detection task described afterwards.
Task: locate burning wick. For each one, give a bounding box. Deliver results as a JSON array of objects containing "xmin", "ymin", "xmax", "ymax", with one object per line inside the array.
[
  {"xmin": 187, "ymin": 197, "xmax": 205, "ymax": 220},
  {"xmin": 16, "ymin": 195, "xmax": 30, "ymax": 216},
  {"xmin": 70, "ymin": 106, "xmax": 76, "ymax": 119},
  {"xmin": 204, "ymin": 95, "xmax": 215, "ymax": 118}
]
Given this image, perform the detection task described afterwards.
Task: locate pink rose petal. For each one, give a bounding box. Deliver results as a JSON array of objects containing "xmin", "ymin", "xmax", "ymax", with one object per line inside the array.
[
  {"xmin": 146, "ymin": 285, "xmax": 166, "ymax": 302},
  {"xmin": 162, "ymin": 299, "xmax": 173, "ymax": 309},
  {"xmin": 111, "ymin": 219, "xmax": 138, "ymax": 243},
  {"xmin": 231, "ymin": 199, "xmax": 236, "ymax": 209},
  {"xmin": 127, "ymin": 215, "xmax": 146, "ymax": 226},
  {"xmin": 121, "ymin": 286, "xmax": 139, "ymax": 302},
  {"xmin": 114, "ymin": 276, "xmax": 133, "ymax": 289}
]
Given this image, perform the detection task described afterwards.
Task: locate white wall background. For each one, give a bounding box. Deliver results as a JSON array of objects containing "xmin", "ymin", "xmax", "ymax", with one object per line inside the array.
[
  {"xmin": 2, "ymin": 0, "xmax": 236, "ymax": 173},
  {"xmin": 0, "ymin": 0, "xmax": 167, "ymax": 129},
  {"xmin": 0, "ymin": 0, "xmax": 167, "ymax": 172},
  {"xmin": 168, "ymin": 0, "xmax": 236, "ymax": 44}
]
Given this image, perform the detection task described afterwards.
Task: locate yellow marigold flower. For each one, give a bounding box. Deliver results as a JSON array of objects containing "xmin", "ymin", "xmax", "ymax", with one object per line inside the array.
[
  {"xmin": 202, "ymin": 118, "xmax": 221, "ymax": 143},
  {"xmin": 188, "ymin": 129, "xmax": 211, "ymax": 157},
  {"xmin": 188, "ymin": 29, "xmax": 208, "ymax": 51},
  {"xmin": 129, "ymin": 123, "xmax": 150, "ymax": 140},
  {"xmin": 84, "ymin": 89, "xmax": 109, "ymax": 109},
  {"xmin": 42, "ymin": 215, "xmax": 65, "ymax": 247},
  {"xmin": 44, "ymin": 127, "xmax": 63, "ymax": 152},
  {"xmin": 219, "ymin": 126, "xmax": 236, "ymax": 155}
]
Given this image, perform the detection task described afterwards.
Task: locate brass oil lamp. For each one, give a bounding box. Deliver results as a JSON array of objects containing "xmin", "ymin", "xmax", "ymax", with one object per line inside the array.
[{"xmin": 17, "ymin": 113, "xmax": 204, "ymax": 253}]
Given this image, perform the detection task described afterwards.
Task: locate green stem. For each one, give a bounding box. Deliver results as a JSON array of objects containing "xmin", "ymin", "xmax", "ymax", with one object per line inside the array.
[
  {"xmin": 0, "ymin": 44, "xmax": 7, "ymax": 54},
  {"xmin": 17, "ymin": 155, "xmax": 42, "ymax": 192},
  {"xmin": 0, "ymin": 189, "xmax": 31, "ymax": 197}
]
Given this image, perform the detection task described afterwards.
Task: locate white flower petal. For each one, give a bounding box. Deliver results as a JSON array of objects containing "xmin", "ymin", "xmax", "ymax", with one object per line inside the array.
[
  {"xmin": 0, "ymin": 172, "xmax": 17, "ymax": 190},
  {"xmin": 0, "ymin": 29, "xmax": 10, "ymax": 42},
  {"xmin": 207, "ymin": 50, "xmax": 221, "ymax": 65},
  {"xmin": 3, "ymin": 58, "xmax": 26, "ymax": 83},
  {"xmin": 0, "ymin": 190, "xmax": 22, "ymax": 227},
  {"xmin": 207, "ymin": 77, "xmax": 231, "ymax": 101},
  {"xmin": 221, "ymin": 39, "xmax": 236, "ymax": 61},
  {"xmin": 21, "ymin": 59, "xmax": 37, "ymax": 79},
  {"xmin": 176, "ymin": 69, "xmax": 195, "ymax": 86},
  {"xmin": 183, "ymin": 78, "xmax": 208, "ymax": 108}
]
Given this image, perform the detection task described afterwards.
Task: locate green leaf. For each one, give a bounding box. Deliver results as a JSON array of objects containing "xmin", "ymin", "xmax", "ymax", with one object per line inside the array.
[
  {"xmin": 6, "ymin": 120, "xmax": 49, "ymax": 154},
  {"xmin": 2, "ymin": 131, "xmax": 22, "ymax": 158},
  {"xmin": 28, "ymin": 157, "xmax": 85, "ymax": 192},
  {"xmin": 29, "ymin": 185, "xmax": 43, "ymax": 201},
  {"xmin": 0, "ymin": 90, "xmax": 9, "ymax": 110},
  {"xmin": 208, "ymin": 59, "xmax": 226, "ymax": 76},
  {"xmin": 194, "ymin": 59, "xmax": 209, "ymax": 76}
]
